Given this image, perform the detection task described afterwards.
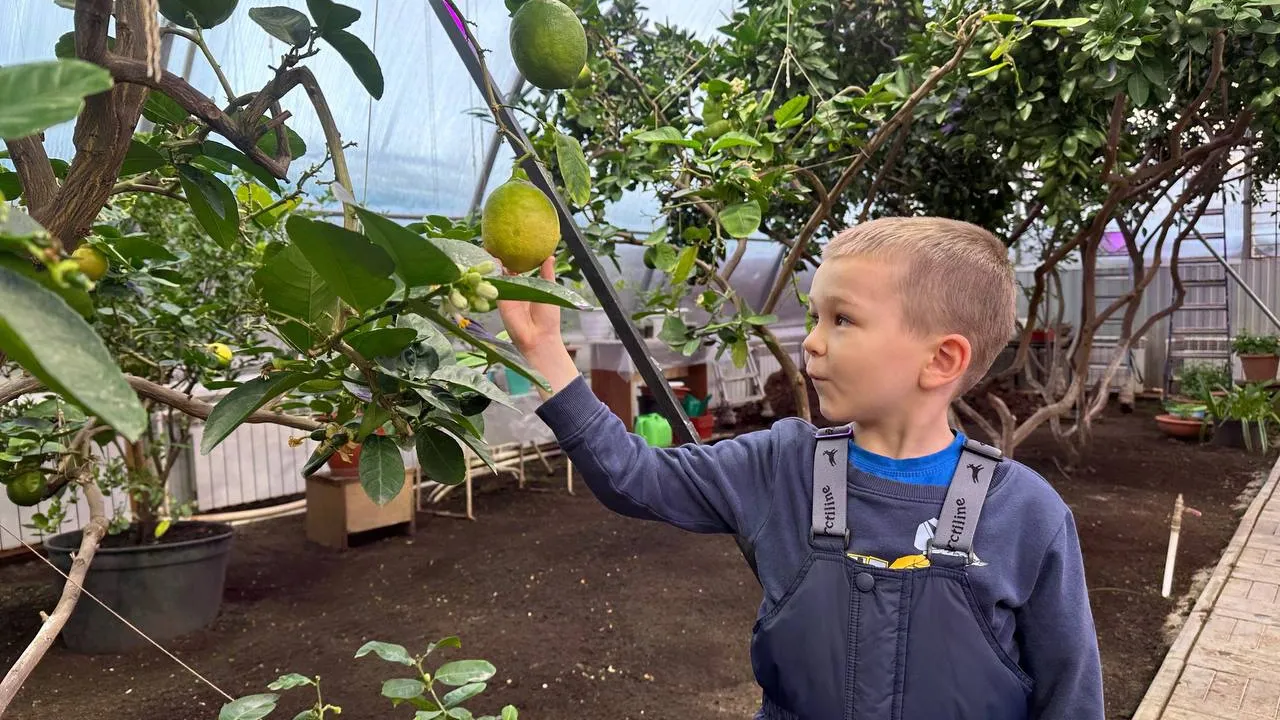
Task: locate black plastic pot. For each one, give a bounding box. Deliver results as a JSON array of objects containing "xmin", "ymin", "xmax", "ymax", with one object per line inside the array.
[
  {"xmin": 1212, "ymin": 419, "xmax": 1267, "ymax": 451},
  {"xmin": 44, "ymin": 521, "xmax": 234, "ymax": 654}
]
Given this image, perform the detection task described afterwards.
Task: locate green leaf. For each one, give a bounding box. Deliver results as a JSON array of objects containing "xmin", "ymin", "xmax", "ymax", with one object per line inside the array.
[
  {"xmin": 672, "ymin": 246, "xmax": 697, "ymax": 285},
  {"xmin": 177, "ymin": 164, "xmax": 239, "ymax": 249},
  {"xmin": 442, "ymin": 683, "xmax": 486, "ymax": 708},
  {"xmin": 418, "ymin": 307, "xmax": 545, "ymax": 391},
  {"xmin": 659, "ymin": 316, "xmax": 688, "ymax": 345},
  {"xmin": 348, "ymin": 327, "xmax": 417, "ymax": 359},
  {"xmin": 253, "ymin": 245, "xmax": 340, "ymax": 348},
  {"xmin": 324, "ymin": 30, "xmax": 383, "ymax": 99},
  {"xmin": 447, "ymin": 708, "xmax": 474, "ymax": 720},
  {"xmin": 432, "ymin": 420, "xmax": 495, "ymax": 475},
  {"xmin": 746, "ymin": 314, "xmax": 777, "ymax": 326},
  {"xmin": 430, "ymin": 365, "xmax": 516, "ymax": 411},
  {"xmin": 355, "ymin": 641, "xmax": 415, "ymax": 665},
  {"xmin": 113, "ymin": 235, "xmax": 180, "ymax": 264},
  {"xmin": 1062, "ymin": 135, "xmax": 1079, "ymax": 158},
  {"xmin": 720, "ymin": 202, "xmax": 761, "ymax": 238},
  {"xmin": 142, "ymin": 90, "xmax": 190, "ymax": 126},
  {"xmin": 434, "ymin": 660, "xmax": 497, "ymax": 687},
  {"xmin": 201, "ymin": 371, "xmax": 315, "ymax": 454},
  {"xmin": 0, "ymin": 172, "xmax": 21, "ymax": 201},
  {"xmin": 249, "ymin": 6, "xmax": 313, "ymax": 46},
  {"xmin": 485, "ymin": 275, "xmax": 590, "ymax": 309},
  {"xmin": 1127, "ymin": 73, "xmax": 1150, "ymax": 107},
  {"xmin": 202, "ymin": 141, "xmax": 281, "ymax": 193},
  {"xmin": 0, "ymin": 60, "xmax": 114, "ymax": 140},
  {"xmin": 1030, "ymin": 17, "xmax": 1089, "ymax": 28},
  {"xmin": 1261, "ymin": 46, "xmax": 1280, "ymax": 67},
  {"xmin": 416, "ymin": 426, "xmax": 466, "ymax": 486},
  {"xmin": 0, "ymin": 267, "xmax": 145, "ymax": 440},
  {"xmin": 219, "ymin": 694, "xmax": 279, "ymax": 720},
  {"xmin": 285, "ymin": 215, "xmax": 395, "ymax": 313},
  {"xmin": 119, "ymin": 139, "xmax": 167, "ymax": 177},
  {"xmin": 967, "ymin": 62, "xmax": 1008, "ymax": 78},
  {"xmin": 426, "ymin": 237, "xmax": 493, "ymax": 271},
  {"xmin": 773, "ymin": 94, "xmax": 809, "ymax": 127},
  {"xmin": 981, "ymin": 13, "xmax": 1020, "ymax": 21},
  {"xmin": 351, "ymin": 206, "xmax": 460, "ymax": 286},
  {"xmin": 268, "ymin": 674, "xmax": 315, "ymax": 691},
  {"xmin": 730, "ymin": 338, "xmax": 748, "ymax": 368},
  {"xmin": 502, "ymin": 707, "xmax": 518, "ymax": 720},
  {"xmin": 416, "ymin": 713, "xmax": 445, "ymax": 720},
  {"xmin": 631, "ymin": 127, "xmax": 700, "ymax": 149},
  {"xmin": 359, "ymin": 435, "xmax": 405, "ymax": 505},
  {"xmin": 0, "ymin": 254, "xmax": 93, "ymax": 318},
  {"xmin": 554, "ymin": 131, "xmax": 591, "ymax": 207},
  {"xmin": 308, "ymin": 0, "xmax": 361, "ymax": 36},
  {"xmin": 382, "ymin": 678, "xmax": 427, "ymax": 700},
  {"xmin": 708, "ymin": 131, "xmax": 761, "ymax": 154},
  {"xmin": 254, "ymin": 120, "xmax": 307, "ymax": 160}
]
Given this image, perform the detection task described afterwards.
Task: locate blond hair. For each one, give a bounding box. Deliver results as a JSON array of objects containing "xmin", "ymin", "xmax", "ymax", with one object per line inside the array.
[{"xmin": 823, "ymin": 217, "xmax": 1016, "ymax": 392}]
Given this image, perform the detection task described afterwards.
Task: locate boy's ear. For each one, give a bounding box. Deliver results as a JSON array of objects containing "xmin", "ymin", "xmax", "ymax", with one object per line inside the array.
[{"xmin": 921, "ymin": 333, "xmax": 971, "ymax": 390}]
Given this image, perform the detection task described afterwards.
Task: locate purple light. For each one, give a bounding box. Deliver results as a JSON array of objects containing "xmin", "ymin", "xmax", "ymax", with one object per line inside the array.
[
  {"xmin": 1102, "ymin": 229, "xmax": 1126, "ymax": 254},
  {"xmin": 443, "ymin": 0, "xmax": 477, "ymax": 55}
]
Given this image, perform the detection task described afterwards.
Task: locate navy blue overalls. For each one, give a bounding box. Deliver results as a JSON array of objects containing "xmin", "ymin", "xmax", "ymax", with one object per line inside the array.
[{"xmin": 750, "ymin": 425, "xmax": 1034, "ymax": 719}]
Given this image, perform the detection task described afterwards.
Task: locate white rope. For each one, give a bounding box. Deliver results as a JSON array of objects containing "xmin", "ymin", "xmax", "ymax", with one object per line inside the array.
[{"xmin": 0, "ymin": 522, "xmax": 234, "ymax": 703}]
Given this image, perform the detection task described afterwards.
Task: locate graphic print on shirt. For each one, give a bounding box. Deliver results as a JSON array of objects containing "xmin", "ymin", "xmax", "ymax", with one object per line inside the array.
[{"xmin": 914, "ymin": 517, "xmax": 987, "ymax": 567}]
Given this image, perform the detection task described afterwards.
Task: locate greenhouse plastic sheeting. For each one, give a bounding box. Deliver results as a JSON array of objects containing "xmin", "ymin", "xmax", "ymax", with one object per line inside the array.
[{"xmin": 4, "ymin": 0, "xmax": 737, "ymax": 228}]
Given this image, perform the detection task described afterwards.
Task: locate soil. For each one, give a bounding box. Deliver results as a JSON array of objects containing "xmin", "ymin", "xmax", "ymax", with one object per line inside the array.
[{"xmin": 0, "ymin": 401, "xmax": 1273, "ymax": 720}]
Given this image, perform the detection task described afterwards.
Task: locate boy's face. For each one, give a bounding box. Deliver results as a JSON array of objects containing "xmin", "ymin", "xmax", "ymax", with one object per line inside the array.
[{"xmin": 802, "ymin": 255, "xmax": 938, "ymax": 424}]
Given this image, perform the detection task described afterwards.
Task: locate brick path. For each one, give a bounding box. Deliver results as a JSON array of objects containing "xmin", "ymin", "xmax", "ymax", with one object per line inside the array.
[{"xmin": 1135, "ymin": 455, "xmax": 1280, "ymax": 719}]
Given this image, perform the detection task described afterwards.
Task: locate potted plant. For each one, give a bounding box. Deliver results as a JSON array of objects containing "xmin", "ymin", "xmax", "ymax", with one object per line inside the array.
[
  {"xmin": 1202, "ymin": 382, "xmax": 1280, "ymax": 453},
  {"xmin": 1155, "ymin": 401, "xmax": 1210, "ymax": 440},
  {"xmin": 1232, "ymin": 332, "xmax": 1280, "ymax": 383},
  {"xmin": 1172, "ymin": 361, "xmax": 1233, "ymax": 401},
  {"xmin": 8, "ymin": 192, "xmax": 267, "ymax": 654}
]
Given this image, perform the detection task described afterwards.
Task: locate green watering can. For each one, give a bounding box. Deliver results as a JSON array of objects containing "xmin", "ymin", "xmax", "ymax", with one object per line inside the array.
[{"xmin": 635, "ymin": 413, "xmax": 673, "ymax": 448}]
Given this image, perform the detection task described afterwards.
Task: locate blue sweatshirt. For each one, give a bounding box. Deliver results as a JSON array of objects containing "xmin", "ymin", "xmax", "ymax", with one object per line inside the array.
[{"xmin": 535, "ymin": 377, "xmax": 1104, "ymax": 719}]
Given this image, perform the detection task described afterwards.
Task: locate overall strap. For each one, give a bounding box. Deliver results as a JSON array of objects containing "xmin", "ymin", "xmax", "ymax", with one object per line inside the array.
[
  {"xmin": 928, "ymin": 437, "xmax": 1003, "ymax": 565},
  {"xmin": 811, "ymin": 425, "xmax": 853, "ymax": 550}
]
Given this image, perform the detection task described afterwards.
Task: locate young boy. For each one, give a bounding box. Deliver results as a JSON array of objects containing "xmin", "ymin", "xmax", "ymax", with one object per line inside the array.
[{"xmin": 497, "ymin": 217, "xmax": 1104, "ymax": 719}]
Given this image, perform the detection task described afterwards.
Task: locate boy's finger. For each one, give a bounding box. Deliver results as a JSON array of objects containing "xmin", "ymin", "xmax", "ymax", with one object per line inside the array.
[{"xmin": 540, "ymin": 256, "xmax": 555, "ymax": 280}]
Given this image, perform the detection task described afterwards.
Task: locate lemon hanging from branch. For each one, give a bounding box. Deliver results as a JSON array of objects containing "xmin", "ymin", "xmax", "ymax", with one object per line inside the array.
[
  {"xmin": 509, "ymin": 0, "xmax": 587, "ymax": 90},
  {"xmin": 481, "ymin": 176, "xmax": 561, "ymax": 274}
]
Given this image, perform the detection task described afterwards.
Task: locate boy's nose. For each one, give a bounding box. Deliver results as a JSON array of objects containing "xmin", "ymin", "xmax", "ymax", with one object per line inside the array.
[{"xmin": 802, "ymin": 329, "xmax": 823, "ymax": 357}]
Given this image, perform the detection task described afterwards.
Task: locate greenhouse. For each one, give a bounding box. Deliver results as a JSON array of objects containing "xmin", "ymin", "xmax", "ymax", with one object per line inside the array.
[{"xmin": 2, "ymin": 1, "xmax": 1280, "ymax": 718}]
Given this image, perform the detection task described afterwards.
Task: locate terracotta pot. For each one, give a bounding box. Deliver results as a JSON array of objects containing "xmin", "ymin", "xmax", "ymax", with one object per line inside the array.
[
  {"xmin": 690, "ymin": 413, "xmax": 715, "ymax": 440},
  {"xmin": 1155, "ymin": 414, "xmax": 1208, "ymax": 440},
  {"xmin": 1240, "ymin": 354, "xmax": 1280, "ymax": 383}
]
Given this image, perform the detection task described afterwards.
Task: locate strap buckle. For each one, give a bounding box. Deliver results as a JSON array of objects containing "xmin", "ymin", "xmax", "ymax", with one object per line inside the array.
[
  {"xmin": 924, "ymin": 539, "xmax": 977, "ymax": 566},
  {"xmin": 810, "ymin": 526, "xmax": 851, "ymax": 547}
]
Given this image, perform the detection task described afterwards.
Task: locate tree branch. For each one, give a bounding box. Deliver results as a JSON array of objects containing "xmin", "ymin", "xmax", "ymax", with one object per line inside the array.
[
  {"xmin": 0, "ymin": 423, "xmax": 106, "ymax": 716},
  {"xmin": 2, "ymin": 138, "xmax": 58, "ymax": 215},
  {"xmin": 0, "ymin": 374, "xmax": 322, "ymax": 432},
  {"xmin": 760, "ymin": 12, "xmax": 983, "ymax": 314}
]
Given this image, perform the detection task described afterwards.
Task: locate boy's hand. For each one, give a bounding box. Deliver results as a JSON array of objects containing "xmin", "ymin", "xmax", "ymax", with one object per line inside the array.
[{"xmin": 497, "ymin": 257, "xmax": 580, "ymax": 398}]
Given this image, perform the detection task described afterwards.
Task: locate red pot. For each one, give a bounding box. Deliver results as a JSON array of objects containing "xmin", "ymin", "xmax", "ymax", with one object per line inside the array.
[
  {"xmin": 1240, "ymin": 354, "xmax": 1279, "ymax": 383},
  {"xmin": 1155, "ymin": 414, "xmax": 1208, "ymax": 440},
  {"xmin": 691, "ymin": 413, "xmax": 715, "ymax": 440}
]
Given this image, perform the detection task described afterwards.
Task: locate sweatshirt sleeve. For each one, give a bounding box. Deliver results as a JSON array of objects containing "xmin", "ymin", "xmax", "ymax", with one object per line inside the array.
[
  {"xmin": 1018, "ymin": 509, "xmax": 1106, "ymax": 720},
  {"xmin": 534, "ymin": 376, "xmax": 778, "ymax": 537}
]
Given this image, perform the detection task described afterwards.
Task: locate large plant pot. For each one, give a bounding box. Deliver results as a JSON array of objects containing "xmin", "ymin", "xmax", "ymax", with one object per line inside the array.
[
  {"xmin": 44, "ymin": 521, "xmax": 234, "ymax": 654},
  {"xmin": 1240, "ymin": 354, "xmax": 1280, "ymax": 383}
]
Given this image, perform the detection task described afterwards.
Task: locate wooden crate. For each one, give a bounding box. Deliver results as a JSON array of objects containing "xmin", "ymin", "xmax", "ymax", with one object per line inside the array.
[{"xmin": 305, "ymin": 469, "xmax": 416, "ymax": 549}]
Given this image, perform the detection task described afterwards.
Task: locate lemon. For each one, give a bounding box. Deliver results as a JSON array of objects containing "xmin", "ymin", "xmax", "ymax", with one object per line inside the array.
[
  {"xmin": 481, "ymin": 179, "xmax": 560, "ymax": 273},
  {"xmin": 206, "ymin": 342, "xmax": 233, "ymax": 367},
  {"xmin": 158, "ymin": 0, "xmax": 239, "ymax": 29},
  {"xmin": 71, "ymin": 246, "xmax": 109, "ymax": 281},
  {"xmin": 509, "ymin": 0, "xmax": 588, "ymax": 90},
  {"xmin": 7, "ymin": 470, "xmax": 48, "ymax": 507}
]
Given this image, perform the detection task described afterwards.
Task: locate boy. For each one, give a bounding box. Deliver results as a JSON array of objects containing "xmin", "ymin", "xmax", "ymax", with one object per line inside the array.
[{"xmin": 497, "ymin": 217, "xmax": 1104, "ymax": 719}]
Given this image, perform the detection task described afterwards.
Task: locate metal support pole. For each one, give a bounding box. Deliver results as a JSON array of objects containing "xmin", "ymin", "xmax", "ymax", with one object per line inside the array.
[{"xmin": 428, "ymin": 0, "xmax": 698, "ymax": 444}]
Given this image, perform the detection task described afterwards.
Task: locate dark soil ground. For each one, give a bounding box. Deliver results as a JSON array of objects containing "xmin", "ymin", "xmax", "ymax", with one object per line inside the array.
[{"xmin": 0, "ymin": 401, "xmax": 1273, "ymax": 720}]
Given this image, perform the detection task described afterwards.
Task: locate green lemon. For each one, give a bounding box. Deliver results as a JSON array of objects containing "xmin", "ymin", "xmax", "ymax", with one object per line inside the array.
[
  {"xmin": 157, "ymin": 0, "xmax": 239, "ymax": 29},
  {"xmin": 481, "ymin": 179, "xmax": 560, "ymax": 273},
  {"xmin": 509, "ymin": 0, "xmax": 588, "ymax": 90},
  {"xmin": 6, "ymin": 470, "xmax": 48, "ymax": 507}
]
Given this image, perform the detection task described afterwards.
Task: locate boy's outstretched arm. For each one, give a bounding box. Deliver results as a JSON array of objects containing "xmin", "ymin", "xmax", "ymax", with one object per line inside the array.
[
  {"xmin": 497, "ymin": 258, "xmax": 778, "ymax": 537},
  {"xmin": 1018, "ymin": 509, "xmax": 1106, "ymax": 719}
]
